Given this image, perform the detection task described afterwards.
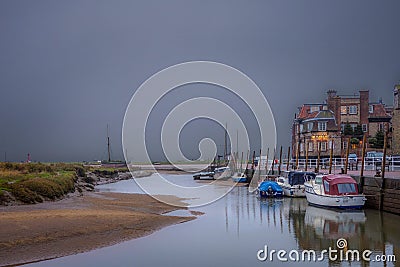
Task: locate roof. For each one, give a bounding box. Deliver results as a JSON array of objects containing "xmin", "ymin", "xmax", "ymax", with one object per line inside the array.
[
  {"xmin": 323, "ymin": 174, "xmax": 357, "ymax": 185},
  {"xmin": 369, "ymin": 104, "xmax": 391, "ymax": 119},
  {"xmin": 297, "ymin": 106, "xmax": 335, "ymax": 121}
]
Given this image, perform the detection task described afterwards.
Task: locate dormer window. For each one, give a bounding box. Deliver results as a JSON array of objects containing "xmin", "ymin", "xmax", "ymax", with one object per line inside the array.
[
  {"xmin": 310, "ymin": 106, "xmax": 320, "ymax": 113},
  {"xmin": 369, "ymin": 105, "xmax": 374, "ymax": 113}
]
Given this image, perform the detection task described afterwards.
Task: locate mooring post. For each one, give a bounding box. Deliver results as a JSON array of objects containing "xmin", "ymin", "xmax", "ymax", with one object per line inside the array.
[
  {"xmin": 305, "ymin": 141, "xmax": 308, "ymax": 172},
  {"xmin": 286, "ymin": 146, "xmax": 291, "ymax": 171},
  {"xmin": 379, "ymin": 132, "xmax": 388, "ymax": 211},
  {"xmin": 329, "ymin": 138, "xmax": 334, "ymax": 174},
  {"xmin": 278, "ymin": 146, "xmax": 283, "ymax": 175},
  {"xmin": 359, "ymin": 134, "xmax": 367, "ymax": 193},
  {"xmin": 344, "ymin": 137, "xmax": 350, "ymax": 174}
]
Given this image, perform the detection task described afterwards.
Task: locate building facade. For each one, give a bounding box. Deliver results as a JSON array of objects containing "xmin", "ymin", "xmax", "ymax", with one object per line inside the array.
[
  {"xmin": 292, "ymin": 90, "xmax": 392, "ymax": 159},
  {"xmin": 392, "ymin": 84, "xmax": 400, "ymax": 154}
]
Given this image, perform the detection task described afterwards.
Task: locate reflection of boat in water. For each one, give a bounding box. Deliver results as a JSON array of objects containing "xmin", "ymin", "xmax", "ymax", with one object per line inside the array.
[
  {"xmin": 305, "ymin": 205, "xmax": 366, "ymax": 239},
  {"xmin": 276, "ymin": 171, "xmax": 315, "ymax": 197},
  {"xmin": 304, "ymin": 174, "xmax": 366, "ymax": 209},
  {"xmin": 258, "ymin": 181, "xmax": 283, "ymax": 197}
]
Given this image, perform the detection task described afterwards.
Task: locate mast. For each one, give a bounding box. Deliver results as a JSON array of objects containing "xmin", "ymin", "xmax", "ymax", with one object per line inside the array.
[
  {"xmin": 224, "ymin": 123, "xmax": 228, "ymax": 163},
  {"xmin": 107, "ymin": 124, "xmax": 111, "ymax": 162}
]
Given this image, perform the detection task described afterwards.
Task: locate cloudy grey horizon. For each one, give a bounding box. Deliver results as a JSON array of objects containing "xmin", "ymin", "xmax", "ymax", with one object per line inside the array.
[{"xmin": 1, "ymin": 0, "xmax": 400, "ymax": 162}]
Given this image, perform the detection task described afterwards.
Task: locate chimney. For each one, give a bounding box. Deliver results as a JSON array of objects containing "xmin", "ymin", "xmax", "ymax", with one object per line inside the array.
[
  {"xmin": 359, "ymin": 90, "xmax": 369, "ymax": 126},
  {"xmin": 327, "ymin": 90, "xmax": 340, "ymax": 127}
]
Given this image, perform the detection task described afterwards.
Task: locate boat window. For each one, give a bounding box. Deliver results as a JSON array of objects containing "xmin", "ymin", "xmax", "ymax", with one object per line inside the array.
[
  {"xmin": 315, "ymin": 177, "xmax": 322, "ymax": 184},
  {"xmin": 323, "ymin": 180, "xmax": 329, "ymax": 192},
  {"xmin": 337, "ymin": 183, "xmax": 356, "ymax": 194}
]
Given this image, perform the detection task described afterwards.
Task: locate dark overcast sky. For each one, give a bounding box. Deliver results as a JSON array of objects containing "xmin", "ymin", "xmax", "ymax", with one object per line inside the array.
[{"xmin": 1, "ymin": 0, "xmax": 400, "ymax": 162}]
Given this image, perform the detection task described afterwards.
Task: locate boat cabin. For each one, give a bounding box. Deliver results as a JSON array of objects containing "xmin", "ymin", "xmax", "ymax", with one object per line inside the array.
[
  {"xmin": 279, "ymin": 171, "xmax": 316, "ymax": 186},
  {"xmin": 314, "ymin": 174, "xmax": 359, "ymax": 196}
]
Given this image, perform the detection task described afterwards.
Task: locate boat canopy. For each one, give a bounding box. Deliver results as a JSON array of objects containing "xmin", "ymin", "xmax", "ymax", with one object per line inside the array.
[
  {"xmin": 259, "ymin": 181, "xmax": 283, "ymax": 193},
  {"xmin": 289, "ymin": 172, "xmax": 315, "ymax": 186},
  {"xmin": 322, "ymin": 175, "xmax": 359, "ymax": 196}
]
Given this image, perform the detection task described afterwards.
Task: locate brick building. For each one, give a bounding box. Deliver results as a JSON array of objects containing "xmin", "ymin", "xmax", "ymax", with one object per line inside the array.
[
  {"xmin": 292, "ymin": 90, "xmax": 392, "ymax": 159},
  {"xmin": 392, "ymin": 84, "xmax": 400, "ymax": 154}
]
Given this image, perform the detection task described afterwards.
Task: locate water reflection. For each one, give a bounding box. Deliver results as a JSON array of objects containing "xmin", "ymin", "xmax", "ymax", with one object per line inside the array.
[{"xmin": 27, "ymin": 175, "xmax": 399, "ymax": 267}]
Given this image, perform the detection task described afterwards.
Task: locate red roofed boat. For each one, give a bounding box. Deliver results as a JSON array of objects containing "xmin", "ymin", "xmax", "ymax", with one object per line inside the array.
[{"xmin": 304, "ymin": 174, "xmax": 366, "ymax": 209}]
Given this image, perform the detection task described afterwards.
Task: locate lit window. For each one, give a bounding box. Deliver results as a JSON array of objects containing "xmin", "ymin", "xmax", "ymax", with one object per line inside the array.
[
  {"xmin": 362, "ymin": 124, "xmax": 367, "ymax": 132},
  {"xmin": 369, "ymin": 105, "xmax": 374, "ymax": 113},
  {"xmin": 341, "ymin": 106, "xmax": 347, "ymax": 115},
  {"xmin": 349, "ymin": 105, "xmax": 358, "ymax": 114},
  {"xmin": 318, "ymin": 122, "xmax": 327, "ymax": 131},
  {"xmin": 310, "ymin": 106, "xmax": 320, "ymax": 113}
]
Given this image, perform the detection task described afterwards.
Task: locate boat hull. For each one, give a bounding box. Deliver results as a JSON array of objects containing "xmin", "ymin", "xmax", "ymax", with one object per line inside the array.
[
  {"xmin": 259, "ymin": 190, "xmax": 283, "ymax": 198},
  {"xmin": 280, "ymin": 184, "xmax": 306, "ymax": 197},
  {"xmin": 232, "ymin": 177, "xmax": 247, "ymax": 183},
  {"xmin": 305, "ymin": 185, "xmax": 366, "ymax": 209}
]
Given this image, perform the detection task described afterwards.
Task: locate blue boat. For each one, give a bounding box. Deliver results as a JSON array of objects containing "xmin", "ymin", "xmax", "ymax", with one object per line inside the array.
[
  {"xmin": 232, "ymin": 173, "xmax": 247, "ymax": 183},
  {"xmin": 258, "ymin": 181, "xmax": 283, "ymax": 197}
]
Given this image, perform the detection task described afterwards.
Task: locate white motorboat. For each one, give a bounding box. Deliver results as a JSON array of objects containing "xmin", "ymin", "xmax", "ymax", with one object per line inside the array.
[
  {"xmin": 276, "ymin": 171, "xmax": 315, "ymax": 197},
  {"xmin": 304, "ymin": 174, "xmax": 366, "ymax": 209}
]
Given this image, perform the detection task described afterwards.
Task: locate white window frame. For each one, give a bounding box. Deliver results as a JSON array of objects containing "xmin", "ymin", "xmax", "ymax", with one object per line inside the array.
[
  {"xmin": 341, "ymin": 106, "xmax": 347, "ymax": 115},
  {"xmin": 308, "ymin": 142, "xmax": 313, "ymax": 152},
  {"xmin": 320, "ymin": 142, "xmax": 327, "ymax": 152},
  {"xmin": 318, "ymin": 121, "xmax": 327, "ymax": 131},
  {"xmin": 349, "ymin": 105, "xmax": 358, "ymax": 115},
  {"xmin": 362, "ymin": 124, "xmax": 368, "ymax": 132},
  {"xmin": 307, "ymin": 122, "xmax": 313, "ymax": 131},
  {"xmin": 369, "ymin": 105, "xmax": 374, "ymax": 114}
]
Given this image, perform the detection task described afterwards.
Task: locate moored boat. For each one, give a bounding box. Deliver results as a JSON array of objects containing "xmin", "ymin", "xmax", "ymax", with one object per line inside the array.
[
  {"xmin": 258, "ymin": 181, "xmax": 283, "ymax": 197},
  {"xmin": 304, "ymin": 174, "xmax": 366, "ymax": 209},
  {"xmin": 231, "ymin": 172, "xmax": 247, "ymax": 183},
  {"xmin": 276, "ymin": 171, "xmax": 315, "ymax": 197}
]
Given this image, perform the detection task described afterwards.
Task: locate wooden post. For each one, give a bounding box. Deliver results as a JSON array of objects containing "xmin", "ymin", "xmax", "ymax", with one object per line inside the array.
[
  {"xmin": 258, "ymin": 149, "xmax": 262, "ymax": 181},
  {"xmin": 278, "ymin": 146, "xmax": 283, "ymax": 175},
  {"xmin": 265, "ymin": 147, "xmax": 270, "ymax": 175},
  {"xmin": 240, "ymin": 152, "xmax": 244, "ymax": 173},
  {"xmin": 382, "ymin": 131, "xmax": 388, "ymax": 181},
  {"xmin": 271, "ymin": 148, "xmax": 276, "ymax": 174},
  {"xmin": 344, "ymin": 137, "xmax": 350, "ymax": 174},
  {"xmin": 295, "ymin": 141, "xmax": 300, "ymax": 170},
  {"xmin": 305, "ymin": 141, "xmax": 309, "ymax": 172},
  {"xmin": 329, "ymin": 139, "xmax": 334, "ymax": 174},
  {"xmin": 286, "ymin": 146, "xmax": 290, "ymax": 171},
  {"xmin": 380, "ymin": 131, "xmax": 388, "ymax": 211},
  {"xmin": 316, "ymin": 142, "xmax": 321, "ymax": 173},
  {"xmin": 360, "ymin": 134, "xmax": 367, "ymax": 193}
]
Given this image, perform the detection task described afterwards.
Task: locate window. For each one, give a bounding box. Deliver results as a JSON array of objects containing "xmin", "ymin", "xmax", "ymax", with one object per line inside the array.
[
  {"xmin": 351, "ymin": 124, "xmax": 357, "ymax": 131},
  {"xmin": 320, "ymin": 142, "xmax": 327, "ymax": 151},
  {"xmin": 299, "ymin": 124, "xmax": 303, "ymax": 133},
  {"xmin": 379, "ymin": 123, "xmax": 384, "ymax": 131},
  {"xmin": 318, "ymin": 122, "xmax": 327, "ymax": 131},
  {"xmin": 308, "ymin": 122, "xmax": 313, "ymax": 131},
  {"xmin": 308, "ymin": 142, "xmax": 313, "ymax": 152},
  {"xmin": 324, "ymin": 180, "xmax": 330, "ymax": 193},
  {"xmin": 343, "ymin": 141, "xmax": 348, "ymax": 150},
  {"xmin": 349, "ymin": 105, "xmax": 358, "ymax": 114},
  {"xmin": 341, "ymin": 124, "xmax": 345, "ymax": 132},
  {"xmin": 337, "ymin": 183, "xmax": 356, "ymax": 194},
  {"xmin": 300, "ymin": 143, "xmax": 304, "ymax": 152},
  {"xmin": 310, "ymin": 106, "xmax": 320, "ymax": 113},
  {"xmin": 328, "ymin": 140, "xmax": 334, "ymax": 150},
  {"xmin": 369, "ymin": 105, "xmax": 374, "ymax": 114},
  {"xmin": 362, "ymin": 124, "xmax": 368, "ymax": 132},
  {"xmin": 341, "ymin": 106, "xmax": 347, "ymax": 115}
]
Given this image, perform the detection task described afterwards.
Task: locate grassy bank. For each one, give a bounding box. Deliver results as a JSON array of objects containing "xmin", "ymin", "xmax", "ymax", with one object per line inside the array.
[{"xmin": 0, "ymin": 163, "xmax": 84, "ymax": 204}]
